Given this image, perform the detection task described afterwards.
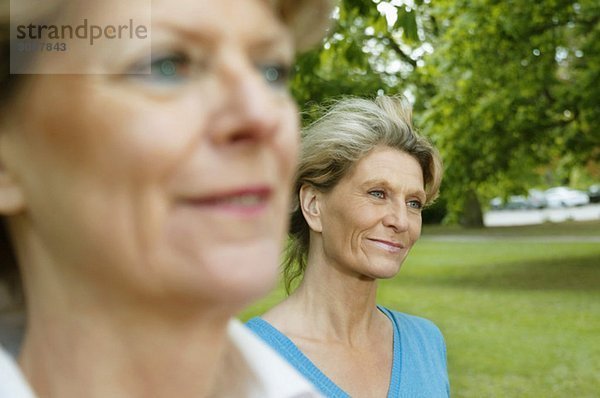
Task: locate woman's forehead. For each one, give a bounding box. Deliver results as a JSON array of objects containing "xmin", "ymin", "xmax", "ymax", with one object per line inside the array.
[
  {"xmin": 343, "ymin": 148, "xmax": 425, "ymax": 190},
  {"xmin": 9, "ymin": 0, "xmax": 293, "ymax": 75},
  {"xmin": 12, "ymin": 0, "xmax": 291, "ymax": 40},
  {"xmin": 150, "ymin": 0, "xmax": 293, "ymax": 48}
]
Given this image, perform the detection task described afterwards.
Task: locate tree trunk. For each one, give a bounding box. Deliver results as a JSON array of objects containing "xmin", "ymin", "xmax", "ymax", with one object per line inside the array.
[{"xmin": 460, "ymin": 189, "xmax": 484, "ymax": 228}]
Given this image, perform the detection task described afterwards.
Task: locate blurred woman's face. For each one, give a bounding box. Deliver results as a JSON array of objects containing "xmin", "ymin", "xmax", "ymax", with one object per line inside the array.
[
  {"xmin": 1, "ymin": 0, "xmax": 299, "ymax": 305},
  {"xmin": 317, "ymin": 146, "xmax": 425, "ymax": 280}
]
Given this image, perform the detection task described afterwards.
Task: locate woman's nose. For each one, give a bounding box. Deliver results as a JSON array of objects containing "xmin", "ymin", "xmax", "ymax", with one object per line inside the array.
[
  {"xmin": 209, "ymin": 51, "xmax": 280, "ymax": 146},
  {"xmin": 382, "ymin": 203, "xmax": 410, "ymax": 233}
]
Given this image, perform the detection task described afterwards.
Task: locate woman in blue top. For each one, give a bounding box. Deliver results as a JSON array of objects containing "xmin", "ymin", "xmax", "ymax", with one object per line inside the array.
[{"xmin": 247, "ymin": 96, "xmax": 450, "ymax": 397}]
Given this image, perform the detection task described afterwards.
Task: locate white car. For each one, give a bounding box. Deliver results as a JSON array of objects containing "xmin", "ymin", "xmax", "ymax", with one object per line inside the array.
[
  {"xmin": 527, "ymin": 189, "xmax": 548, "ymax": 209},
  {"xmin": 544, "ymin": 187, "xmax": 590, "ymax": 208}
]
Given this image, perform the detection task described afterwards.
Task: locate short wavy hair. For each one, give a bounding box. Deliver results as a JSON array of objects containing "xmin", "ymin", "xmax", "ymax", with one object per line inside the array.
[{"xmin": 283, "ymin": 95, "xmax": 443, "ymax": 292}]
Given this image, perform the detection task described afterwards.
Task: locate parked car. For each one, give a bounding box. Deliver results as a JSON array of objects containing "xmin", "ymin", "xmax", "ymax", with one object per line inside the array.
[
  {"xmin": 527, "ymin": 189, "xmax": 547, "ymax": 209},
  {"xmin": 544, "ymin": 187, "xmax": 590, "ymax": 208},
  {"xmin": 588, "ymin": 184, "xmax": 600, "ymax": 203},
  {"xmin": 490, "ymin": 197, "xmax": 504, "ymax": 210},
  {"xmin": 504, "ymin": 195, "xmax": 531, "ymax": 209},
  {"xmin": 489, "ymin": 195, "xmax": 531, "ymax": 210}
]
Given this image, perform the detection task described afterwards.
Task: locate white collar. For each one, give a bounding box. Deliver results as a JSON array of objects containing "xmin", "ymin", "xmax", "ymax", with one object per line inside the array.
[{"xmin": 0, "ymin": 346, "xmax": 36, "ymax": 398}]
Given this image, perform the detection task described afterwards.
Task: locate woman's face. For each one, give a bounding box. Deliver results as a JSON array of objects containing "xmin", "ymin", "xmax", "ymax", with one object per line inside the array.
[
  {"xmin": 1, "ymin": 0, "xmax": 299, "ymax": 305},
  {"xmin": 316, "ymin": 146, "xmax": 425, "ymax": 280}
]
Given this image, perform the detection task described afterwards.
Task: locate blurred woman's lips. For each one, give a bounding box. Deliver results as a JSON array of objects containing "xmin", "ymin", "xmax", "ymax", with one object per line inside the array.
[
  {"xmin": 183, "ymin": 186, "xmax": 272, "ymax": 216},
  {"xmin": 366, "ymin": 238, "xmax": 405, "ymax": 253}
]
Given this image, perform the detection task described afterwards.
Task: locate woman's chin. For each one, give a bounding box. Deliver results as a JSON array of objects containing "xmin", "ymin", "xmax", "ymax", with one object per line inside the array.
[
  {"xmin": 169, "ymin": 239, "xmax": 281, "ymax": 306},
  {"xmin": 363, "ymin": 262, "xmax": 404, "ymax": 280},
  {"xmin": 204, "ymin": 263, "xmax": 279, "ymax": 306}
]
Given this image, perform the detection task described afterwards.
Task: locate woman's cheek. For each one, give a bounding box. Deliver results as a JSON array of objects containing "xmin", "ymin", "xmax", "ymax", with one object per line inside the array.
[{"xmin": 275, "ymin": 105, "xmax": 300, "ymax": 181}]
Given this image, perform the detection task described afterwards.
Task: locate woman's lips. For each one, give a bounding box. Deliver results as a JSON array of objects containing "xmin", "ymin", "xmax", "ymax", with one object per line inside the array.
[
  {"xmin": 367, "ymin": 238, "xmax": 405, "ymax": 253},
  {"xmin": 184, "ymin": 187, "xmax": 272, "ymax": 216}
]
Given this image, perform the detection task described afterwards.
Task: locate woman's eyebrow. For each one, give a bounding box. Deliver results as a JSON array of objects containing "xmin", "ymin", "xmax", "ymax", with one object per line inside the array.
[
  {"xmin": 150, "ymin": 22, "xmax": 219, "ymax": 43},
  {"xmin": 360, "ymin": 178, "xmax": 426, "ymax": 196},
  {"xmin": 151, "ymin": 20, "xmax": 293, "ymax": 50},
  {"xmin": 250, "ymin": 36, "xmax": 294, "ymax": 59},
  {"xmin": 360, "ymin": 178, "xmax": 390, "ymax": 187}
]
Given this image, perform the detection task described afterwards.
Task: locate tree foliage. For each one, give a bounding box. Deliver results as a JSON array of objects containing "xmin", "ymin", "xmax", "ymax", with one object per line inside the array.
[
  {"xmin": 415, "ymin": 0, "xmax": 600, "ymax": 223},
  {"xmin": 291, "ymin": 0, "xmax": 600, "ymax": 225},
  {"xmin": 290, "ymin": 0, "xmax": 427, "ymax": 121}
]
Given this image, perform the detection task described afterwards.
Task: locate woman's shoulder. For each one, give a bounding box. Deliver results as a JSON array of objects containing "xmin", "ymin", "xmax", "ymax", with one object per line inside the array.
[
  {"xmin": 246, "ymin": 316, "xmax": 278, "ymax": 338},
  {"xmin": 379, "ymin": 306, "xmax": 449, "ymax": 394},
  {"xmin": 245, "ymin": 316, "xmax": 265, "ymax": 330},
  {"xmin": 245, "ymin": 316, "xmax": 296, "ymax": 353},
  {"xmin": 228, "ymin": 320, "xmax": 323, "ymax": 398},
  {"xmin": 245, "ymin": 303, "xmax": 302, "ymax": 338},
  {"xmin": 379, "ymin": 306, "xmax": 445, "ymax": 343}
]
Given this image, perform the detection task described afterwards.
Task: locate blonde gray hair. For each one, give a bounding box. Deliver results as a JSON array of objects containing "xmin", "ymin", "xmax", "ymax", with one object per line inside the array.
[{"xmin": 284, "ymin": 95, "xmax": 443, "ymax": 292}]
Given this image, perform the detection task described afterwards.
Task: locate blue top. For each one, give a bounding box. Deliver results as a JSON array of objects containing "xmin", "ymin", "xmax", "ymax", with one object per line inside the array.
[{"xmin": 246, "ymin": 306, "xmax": 450, "ymax": 398}]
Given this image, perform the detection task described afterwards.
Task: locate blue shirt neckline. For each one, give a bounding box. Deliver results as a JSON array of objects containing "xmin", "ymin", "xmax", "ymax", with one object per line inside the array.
[{"xmin": 248, "ymin": 305, "xmax": 402, "ymax": 398}]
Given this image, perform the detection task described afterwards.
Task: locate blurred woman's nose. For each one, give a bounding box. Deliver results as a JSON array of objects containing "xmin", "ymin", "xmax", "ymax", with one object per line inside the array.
[
  {"xmin": 382, "ymin": 202, "xmax": 410, "ymax": 233},
  {"xmin": 210, "ymin": 50, "xmax": 280, "ymax": 146}
]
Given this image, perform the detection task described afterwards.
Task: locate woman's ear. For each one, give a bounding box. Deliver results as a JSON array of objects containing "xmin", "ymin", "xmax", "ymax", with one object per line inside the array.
[
  {"xmin": 299, "ymin": 184, "xmax": 323, "ymax": 233},
  {"xmin": 0, "ymin": 135, "xmax": 25, "ymax": 216}
]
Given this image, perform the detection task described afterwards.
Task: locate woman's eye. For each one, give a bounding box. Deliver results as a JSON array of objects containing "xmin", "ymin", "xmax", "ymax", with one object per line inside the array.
[
  {"xmin": 258, "ymin": 64, "xmax": 291, "ymax": 87},
  {"xmin": 407, "ymin": 200, "xmax": 423, "ymax": 210},
  {"xmin": 369, "ymin": 190, "xmax": 386, "ymax": 199},
  {"xmin": 131, "ymin": 53, "xmax": 193, "ymax": 82},
  {"xmin": 150, "ymin": 54, "xmax": 192, "ymax": 80}
]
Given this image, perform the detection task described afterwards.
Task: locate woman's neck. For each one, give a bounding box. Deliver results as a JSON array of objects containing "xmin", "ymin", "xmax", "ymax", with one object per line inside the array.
[
  {"xmin": 19, "ymin": 298, "xmax": 237, "ymax": 398},
  {"xmin": 12, "ymin": 223, "xmax": 252, "ymax": 397},
  {"xmin": 266, "ymin": 249, "xmax": 385, "ymax": 346}
]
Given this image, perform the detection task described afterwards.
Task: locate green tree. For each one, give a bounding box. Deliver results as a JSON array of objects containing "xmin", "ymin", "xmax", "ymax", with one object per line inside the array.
[
  {"xmin": 291, "ymin": 0, "xmax": 600, "ymax": 225},
  {"xmin": 290, "ymin": 0, "xmax": 426, "ymax": 121},
  {"xmin": 415, "ymin": 0, "xmax": 600, "ymax": 225}
]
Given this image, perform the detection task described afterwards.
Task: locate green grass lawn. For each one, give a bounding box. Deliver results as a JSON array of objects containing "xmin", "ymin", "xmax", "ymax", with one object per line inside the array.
[{"xmin": 240, "ymin": 221, "xmax": 600, "ymax": 397}]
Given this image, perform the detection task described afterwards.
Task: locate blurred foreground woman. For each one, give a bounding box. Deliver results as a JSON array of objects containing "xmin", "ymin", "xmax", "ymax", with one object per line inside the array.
[
  {"xmin": 0, "ymin": 0, "xmax": 333, "ymax": 396},
  {"xmin": 248, "ymin": 96, "xmax": 450, "ymax": 397}
]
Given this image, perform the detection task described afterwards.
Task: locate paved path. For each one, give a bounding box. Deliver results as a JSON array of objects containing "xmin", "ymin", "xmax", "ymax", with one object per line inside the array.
[
  {"xmin": 484, "ymin": 203, "xmax": 600, "ymax": 227},
  {"xmin": 422, "ymin": 235, "xmax": 600, "ymax": 243}
]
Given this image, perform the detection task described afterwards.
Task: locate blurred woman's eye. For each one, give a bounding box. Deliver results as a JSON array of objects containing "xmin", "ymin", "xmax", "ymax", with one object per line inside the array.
[
  {"xmin": 149, "ymin": 53, "xmax": 193, "ymax": 81},
  {"xmin": 369, "ymin": 190, "xmax": 386, "ymax": 199},
  {"xmin": 130, "ymin": 53, "xmax": 194, "ymax": 82},
  {"xmin": 407, "ymin": 200, "xmax": 423, "ymax": 210},
  {"xmin": 258, "ymin": 64, "xmax": 291, "ymax": 87}
]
